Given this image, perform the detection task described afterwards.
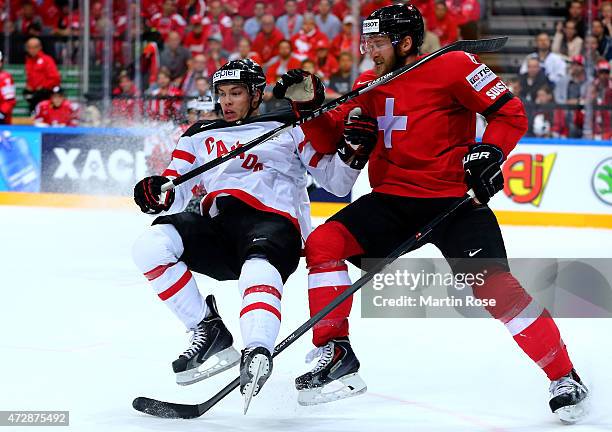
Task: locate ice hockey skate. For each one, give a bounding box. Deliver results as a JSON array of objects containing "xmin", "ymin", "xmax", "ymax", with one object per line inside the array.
[
  {"xmin": 549, "ymin": 369, "xmax": 589, "ymax": 424},
  {"xmin": 240, "ymin": 346, "xmax": 273, "ymax": 414},
  {"xmin": 295, "ymin": 337, "xmax": 367, "ymax": 406},
  {"xmin": 172, "ymin": 295, "xmax": 240, "ymax": 386}
]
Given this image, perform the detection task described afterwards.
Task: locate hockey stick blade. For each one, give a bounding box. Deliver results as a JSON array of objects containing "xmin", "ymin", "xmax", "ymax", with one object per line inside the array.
[
  {"xmin": 132, "ymin": 397, "xmax": 200, "ymax": 419},
  {"xmin": 160, "ymin": 37, "xmax": 508, "ymax": 193},
  {"xmin": 132, "ymin": 191, "xmax": 475, "ymax": 418},
  {"xmin": 133, "ymin": 376, "xmax": 240, "ymax": 419}
]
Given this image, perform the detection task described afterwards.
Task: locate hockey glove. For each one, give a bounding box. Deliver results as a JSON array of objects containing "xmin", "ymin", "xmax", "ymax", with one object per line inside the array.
[
  {"xmin": 337, "ymin": 109, "xmax": 378, "ymax": 170},
  {"xmin": 134, "ymin": 176, "xmax": 175, "ymax": 214},
  {"xmin": 462, "ymin": 144, "xmax": 505, "ymax": 204},
  {"xmin": 273, "ymin": 69, "xmax": 325, "ymax": 117}
]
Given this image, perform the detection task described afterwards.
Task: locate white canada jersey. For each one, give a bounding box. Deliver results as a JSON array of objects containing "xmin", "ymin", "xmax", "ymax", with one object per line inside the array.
[{"xmin": 159, "ymin": 111, "xmax": 359, "ymax": 236}]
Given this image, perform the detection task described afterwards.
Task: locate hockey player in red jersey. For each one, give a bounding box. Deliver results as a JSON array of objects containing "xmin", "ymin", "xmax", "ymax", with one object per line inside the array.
[
  {"xmin": 132, "ymin": 59, "xmax": 377, "ymax": 412},
  {"xmin": 274, "ymin": 4, "xmax": 588, "ymax": 422},
  {"xmin": 0, "ymin": 51, "xmax": 16, "ymax": 124},
  {"xmin": 33, "ymin": 86, "xmax": 79, "ymax": 127}
]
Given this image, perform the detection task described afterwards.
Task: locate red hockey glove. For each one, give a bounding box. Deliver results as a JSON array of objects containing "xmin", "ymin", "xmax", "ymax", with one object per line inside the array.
[
  {"xmin": 462, "ymin": 144, "xmax": 505, "ymax": 204},
  {"xmin": 273, "ymin": 69, "xmax": 325, "ymax": 117},
  {"xmin": 134, "ymin": 176, "xmax": 175, "ymax": 214},
  {"xmin": 336, "ymin": 109, "xmax": 378, "ymax": 170}
]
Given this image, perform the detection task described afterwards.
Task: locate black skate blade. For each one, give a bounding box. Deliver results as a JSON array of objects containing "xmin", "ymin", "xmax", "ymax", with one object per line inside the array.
[{"xmin": 132, "ymin": 396, "xmax": 201, "ymax": 419}]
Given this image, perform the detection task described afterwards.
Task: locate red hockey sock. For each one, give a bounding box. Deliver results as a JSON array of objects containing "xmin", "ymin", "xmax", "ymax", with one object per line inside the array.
[
  {"xmin": 305, "ymin": 221, "xmax": 364, "ymax": 347},
  {"xmin": 473, "ymin": 270, "xmax": 573, "ymax": 380}
]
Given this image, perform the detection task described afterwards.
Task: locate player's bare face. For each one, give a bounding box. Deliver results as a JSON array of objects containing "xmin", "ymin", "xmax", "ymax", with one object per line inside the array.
[
  {"xmin": 217, "ymin": 84, "xmax": 251, "ymax": 122},
  {"xmin": 361, "ymin": 34, "xmax": 395, "ymax": 76}
]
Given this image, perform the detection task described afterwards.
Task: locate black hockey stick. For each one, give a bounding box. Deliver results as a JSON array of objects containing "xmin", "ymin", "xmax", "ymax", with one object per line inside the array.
[
  {"xmin": 160, "ymin": 36, "xmax": 507, "ymax": 193},
  {"xmin": 132, "ymin": 190, "xmax": 476, "ymax": 418}
]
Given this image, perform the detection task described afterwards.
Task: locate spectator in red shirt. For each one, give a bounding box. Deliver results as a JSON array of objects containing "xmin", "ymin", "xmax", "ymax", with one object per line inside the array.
[
  {"xmin": 177, "ymin": 0, "xmax": 206, "ymax": 18},
  {"xmin": 24, "ymin": 37, "xmax": 61, "ymax": 114},
  {"xmin": 53, "ymin": 1, "xmax": 80, "ymax": 64},
  {"xmin": 291, "ymin": 12, "xmax": 328, "ymax": 61},
  {"xmin": 331, "ymin": 0, "xmax": 349, "ymax": 20},
  {"xmin": 266, "ymin": 0, "xmax": 287, "ymax": 18},
  {"xmin": 330, "ymin": 15, "xmax": 358, "ymax": 59},
  {"xmin": 142, "ymin": 0, "xmax": 162, "ymax": 20},
  {"xmin": 183, "ymin": 15, "xmax": 207, "ymax": 56},
  {"xmin": 361, "ymin": 0, "xmax": 393, "ymax": 18},
  {"xmin": 15, "ymin": 2, "xmax": 43, "ymax": 36},
  {"xmin": 111, "ymin": 71, "xmax": 142, "ymax": 124},
  {"xmin": 428, "ymin": 0, "xmax": 459, "ymax": 47},
  {"xmin": 228, "ymin": 37, "xmax": 264, "ymax": 65},
  {"xmin": 252, "ymin": 14, "xmax": 285, "ymax": 64},
  {"xmin": 150, "ymin": 0, "xmax": 187, "ymax": 40},
  {"xmin": 0, "ymin": 51, "xmax": 16, "ymax": 124},
  {"xmin": 411, "ymin": 0, "xmax": 434, "ymax": 22},
  {"xmin": 141, "ymin": 31, "xmax": 163, "ymax": 87},
  {"xmin": 265, "ymin": 39, "xmax": 302, "ymax": 84},
  {"xmin": 446, "ymin": 0, "xmax": 480, "ymax": 40},
  {"xmin": 33, "ymin": 86, "xmax": 79, "ymax": 127},
  {"xmin": 314, "ymin": 39, "xmax": 338, "ymax": 83},
  {"xmin": 146, "ymin": 67, "xmax": 183, "ymax": 122},
  {"xmin": 54, "ymin": 1, "xmax": 80, "ymax": 38},
  {"xmin": 591, "ymin": 60, "xmax": 612, "ymax": 139},
  {"xmin": 222, "ymin": 15, "xmax": 250, "ymax": 53},
  {"xmin": 202, "ymin": 0, "xmax": 233, "ymax": 38},
  {"xmin": 32, "ymin": 0, "xmax": 60, "ymax": 29}
]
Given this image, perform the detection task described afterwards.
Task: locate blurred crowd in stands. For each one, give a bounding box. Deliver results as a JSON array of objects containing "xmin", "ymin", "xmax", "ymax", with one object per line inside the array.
[
  {"xmin": 0, "ymin": 0, "xmax": 609, "ymax": 141},
  {"xmin": 513, "ymin": 0, "xmax": 612, "ymax": 139},
  {"xmin": 0, "ymin": 0, "xmax": 484, "ymax": 127}
]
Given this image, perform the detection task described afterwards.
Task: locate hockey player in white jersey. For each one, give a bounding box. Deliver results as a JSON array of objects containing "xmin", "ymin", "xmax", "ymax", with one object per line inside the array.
[{"xmin": 131, "ymin": 59, "xmax": 379, "ymax": 412}]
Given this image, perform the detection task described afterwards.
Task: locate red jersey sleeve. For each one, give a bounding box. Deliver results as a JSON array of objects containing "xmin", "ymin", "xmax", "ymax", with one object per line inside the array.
[
  {"xmin": 301, "ymin": 70, "xmax": 375, "ymax": 153},
  {"xmin": 447, "ymin": 51, "xmax": 527, "ymax": 157}
]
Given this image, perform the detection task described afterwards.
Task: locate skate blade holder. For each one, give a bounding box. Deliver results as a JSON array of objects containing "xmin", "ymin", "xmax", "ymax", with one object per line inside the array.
[
  {"xmin": 176, "ymin": 346, "xmax": 241, "ymax": 385},
  {"xmin": 555, "ymin": 397, "xmax": 589, "ymax": 424},
  {"xmin": 298, "ymin": 373, "xmax": 367, "ymax": 406},
  {"xmin": 243, "ymin": 354, "xmax": 271, "ymax": 414}
]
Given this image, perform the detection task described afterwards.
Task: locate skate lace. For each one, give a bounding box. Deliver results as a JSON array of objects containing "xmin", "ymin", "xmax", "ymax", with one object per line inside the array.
[
  {"xmin": 304, "ymin": 343, "xmax": 334, "ymax": 375},
  {"xmin": 549, "ymin": 376, "xmax": 585, "ymax": 398},
  {"xmin": 181, "ymin": 325, "xmax": 207, "ymax": 359}
]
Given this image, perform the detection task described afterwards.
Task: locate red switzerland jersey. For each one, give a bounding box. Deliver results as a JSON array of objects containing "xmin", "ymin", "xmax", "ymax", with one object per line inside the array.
[
  {"xmin": 34, "ymin": 99, "xmax": 79, "ymax": 126},
  {"xmin": 302, "ymin": 51, "xmax": 528, "ymax": 198}
]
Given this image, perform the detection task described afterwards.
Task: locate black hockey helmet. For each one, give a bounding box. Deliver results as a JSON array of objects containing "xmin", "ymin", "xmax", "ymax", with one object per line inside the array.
[
  {"xmin": 361, "ymin": 3, "xmax": 424, "ymax": 56},
  {"xmin": 212, "ymin": 58, "xmax": 266, "ymax": 107}
]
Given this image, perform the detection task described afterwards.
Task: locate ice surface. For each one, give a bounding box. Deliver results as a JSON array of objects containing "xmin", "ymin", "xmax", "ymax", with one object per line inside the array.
[{"xmin": 1, "ymin": 205, "xmax": 611, "ymax": 431}]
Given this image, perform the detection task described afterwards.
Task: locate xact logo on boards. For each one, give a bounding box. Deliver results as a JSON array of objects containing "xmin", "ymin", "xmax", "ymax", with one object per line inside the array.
[
  {"xmin": 592, "ymin": 157, "xmax": 612, "ymax": 206},
  {"xmin": 502, "ymin": 153, "xmax": 556, "ymax": 206}
]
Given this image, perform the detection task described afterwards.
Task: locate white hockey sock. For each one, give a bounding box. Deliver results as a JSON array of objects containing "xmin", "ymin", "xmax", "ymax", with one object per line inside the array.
[
  {"xmin": 132, "ymin": 224, "xmax": 207, "ymax": 329},
  {"xmin": 238, "ymin": 257, "xmax": 283, "ymax": 353}
]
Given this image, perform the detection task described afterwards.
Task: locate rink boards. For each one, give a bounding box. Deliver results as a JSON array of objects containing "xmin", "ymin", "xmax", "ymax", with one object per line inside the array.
[{"xmin": 0, "ymin": 125, "xmax": 610, "ymax": 228}]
